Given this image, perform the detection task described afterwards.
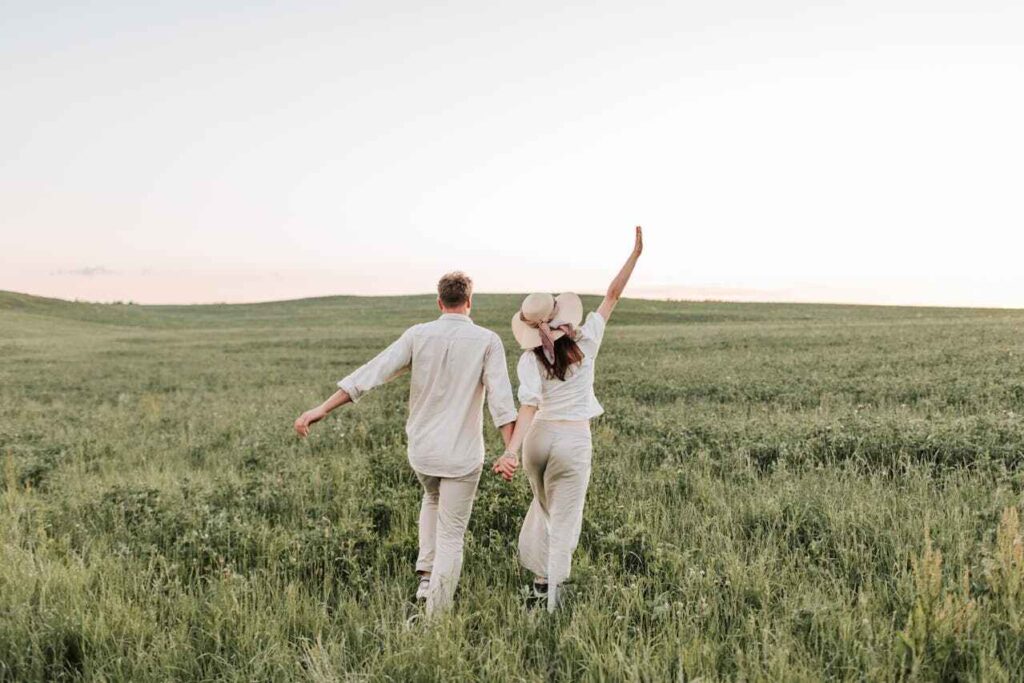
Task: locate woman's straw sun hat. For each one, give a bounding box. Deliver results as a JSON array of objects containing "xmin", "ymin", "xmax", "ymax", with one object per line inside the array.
[{"xmin": 511, "ymin": 292, "xmax": 584, "ymax": 351}]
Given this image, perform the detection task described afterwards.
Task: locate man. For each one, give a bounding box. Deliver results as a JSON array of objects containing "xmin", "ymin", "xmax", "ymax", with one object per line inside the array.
[{"xmin": 294, "ymin": 272, "xmax": 517, "ymax": 616}]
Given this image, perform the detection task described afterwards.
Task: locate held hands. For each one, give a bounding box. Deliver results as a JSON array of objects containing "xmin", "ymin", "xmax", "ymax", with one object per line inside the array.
[
  {"xmin": 293, "ymin": 406, "xmax": 327, "ymax": 437},
  {"xmin": 491, "ymin": 452, "xmax": 519, "ymax": 482}
]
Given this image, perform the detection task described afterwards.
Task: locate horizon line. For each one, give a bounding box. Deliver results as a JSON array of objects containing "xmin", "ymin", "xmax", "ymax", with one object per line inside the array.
[{"xmin": 2, "ymin": 288, "xmax": 1022, "ymax": 313}]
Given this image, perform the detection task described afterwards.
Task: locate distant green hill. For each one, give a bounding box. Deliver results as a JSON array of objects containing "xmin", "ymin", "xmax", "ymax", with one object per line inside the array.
[{"xmin": 1, "ymin": 288, "xmax": 1011, "ymax": 333}]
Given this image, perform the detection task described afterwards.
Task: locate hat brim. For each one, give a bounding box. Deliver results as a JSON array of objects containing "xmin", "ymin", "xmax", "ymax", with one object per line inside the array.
[{"xmin": 511, "ymin": 292, "xmax": 584, "ymax": 350}]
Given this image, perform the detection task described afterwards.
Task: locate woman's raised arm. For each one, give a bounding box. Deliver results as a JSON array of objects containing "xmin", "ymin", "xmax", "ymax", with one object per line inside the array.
[{"xmin": 596, "ymin": 226, "xmax": 643, "ymax": 322}]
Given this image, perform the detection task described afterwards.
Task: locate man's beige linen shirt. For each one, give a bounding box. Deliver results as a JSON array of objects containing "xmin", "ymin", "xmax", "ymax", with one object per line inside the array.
[{"xmin": 338, "ymin": 313, "xmax": 517, "ymax": 477}]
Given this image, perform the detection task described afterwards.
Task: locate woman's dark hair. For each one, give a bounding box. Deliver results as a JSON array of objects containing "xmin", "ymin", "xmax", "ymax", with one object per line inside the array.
[{"xmin": 534, "ymin": 335, "xmax": 585, "ymax": 381}]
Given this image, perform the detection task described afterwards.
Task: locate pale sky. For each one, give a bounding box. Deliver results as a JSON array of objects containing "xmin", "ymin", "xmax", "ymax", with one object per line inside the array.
[{"xmin": 2, "ymin": 1, "xmax": 1022, "ymax": 306}]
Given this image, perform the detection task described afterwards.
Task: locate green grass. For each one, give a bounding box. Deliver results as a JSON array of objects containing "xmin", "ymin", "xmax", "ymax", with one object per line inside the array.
[{"xmin": 2, "ymin": 289, "xmax": 1024, "ymax": 681}]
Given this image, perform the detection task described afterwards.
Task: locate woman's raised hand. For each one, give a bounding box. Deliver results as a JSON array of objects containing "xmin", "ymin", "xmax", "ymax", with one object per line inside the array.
[{"xmin": 597, "ymin": 225, "xmax": 644, "ymax": 321}]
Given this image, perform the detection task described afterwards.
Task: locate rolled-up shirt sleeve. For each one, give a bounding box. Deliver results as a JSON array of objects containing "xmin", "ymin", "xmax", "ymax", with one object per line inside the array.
[
  {"xmin": 516, "ymin": 351, "xmax": 543, "ymax": 408},
  {"xmin": 337, "ymin": 328, "xmax": 414, "ymax": 402},
  {"xmin": 483, "ymin": 334, "xmax": 518, "ymax": 427}
]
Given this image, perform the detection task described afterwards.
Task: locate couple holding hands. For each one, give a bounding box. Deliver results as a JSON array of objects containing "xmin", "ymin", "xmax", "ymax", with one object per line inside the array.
[{"xmin": 294, "ymin": 227, "xmax": 643, "ymax": 615}]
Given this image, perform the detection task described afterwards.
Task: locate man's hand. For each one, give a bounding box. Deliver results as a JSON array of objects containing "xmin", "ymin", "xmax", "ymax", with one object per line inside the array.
[
  {"xmin": 293, "ymin": 389, "xmax": 352, "ymax": 438},
  {"xmin": 294, "ymin": 406, "xmax": 327, "ymax": 437},
  {"xmin": 491, "ymin": 453, "xmax": 519, "ymax": 482},
  {"xmin": 633, "ymin": 225, "xmax": 643, "ymax": 256}
]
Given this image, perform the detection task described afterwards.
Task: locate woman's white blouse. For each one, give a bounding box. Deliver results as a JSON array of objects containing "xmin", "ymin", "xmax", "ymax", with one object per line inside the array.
[{"xmin": 517, "ymin": 311, "xmax": 606, "ymax": 421}]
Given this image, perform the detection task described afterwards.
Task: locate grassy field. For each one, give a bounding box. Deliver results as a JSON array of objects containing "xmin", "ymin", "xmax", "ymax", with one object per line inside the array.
[{"xmin": 2, "ymin": 289, "xmax": 1024, "ymax": 681}]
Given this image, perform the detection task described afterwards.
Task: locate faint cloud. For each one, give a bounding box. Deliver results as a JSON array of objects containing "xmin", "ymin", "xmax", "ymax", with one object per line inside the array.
[{"xmin": 51, "ymin": 266, "xmax": 119, "ymax": 276}]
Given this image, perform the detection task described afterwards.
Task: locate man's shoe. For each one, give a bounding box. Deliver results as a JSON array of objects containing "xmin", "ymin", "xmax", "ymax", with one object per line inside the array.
[{"xmin": 415, "ymin": 576, "xmax": 431, "ymax": 601}]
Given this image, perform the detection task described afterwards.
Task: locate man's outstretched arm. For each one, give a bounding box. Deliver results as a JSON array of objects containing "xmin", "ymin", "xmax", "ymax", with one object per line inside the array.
[{"xmin": 293, "ymin": 328, "xmax": 414, "ymax": 437}]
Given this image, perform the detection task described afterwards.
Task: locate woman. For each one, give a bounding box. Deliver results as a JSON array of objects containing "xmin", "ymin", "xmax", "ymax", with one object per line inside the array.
[{"xmin": 493, "ymin": 226, "xmax": 643, "ymax": 611}]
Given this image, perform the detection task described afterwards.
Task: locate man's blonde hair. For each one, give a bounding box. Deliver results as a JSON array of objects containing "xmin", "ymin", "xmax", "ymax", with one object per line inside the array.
[{"xmin": 437, "ymin": 271, "xmax": 473, "ymax": 308}]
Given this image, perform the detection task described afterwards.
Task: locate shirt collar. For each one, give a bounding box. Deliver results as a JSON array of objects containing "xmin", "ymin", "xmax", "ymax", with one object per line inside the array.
[{"xmin": 439, "ymin": 313, "xmax": 472, "ymax": 323}]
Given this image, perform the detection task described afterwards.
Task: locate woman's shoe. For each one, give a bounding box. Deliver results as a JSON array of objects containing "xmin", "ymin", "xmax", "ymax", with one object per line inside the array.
[{"xmin": 526, "ymin": 579, "xmax": 548, "ymax": 608}]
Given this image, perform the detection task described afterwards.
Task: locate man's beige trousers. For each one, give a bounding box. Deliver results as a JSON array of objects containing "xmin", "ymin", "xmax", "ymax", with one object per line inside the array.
[{"xmin": 415, "ymin": 466, "xmax": 482, "ymax": 616}]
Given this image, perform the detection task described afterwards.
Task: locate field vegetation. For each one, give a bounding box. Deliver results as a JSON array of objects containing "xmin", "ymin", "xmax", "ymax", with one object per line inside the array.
[{"xmin": 2, "ymin": 290, "xmax": 1024, "ymax": 680}]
